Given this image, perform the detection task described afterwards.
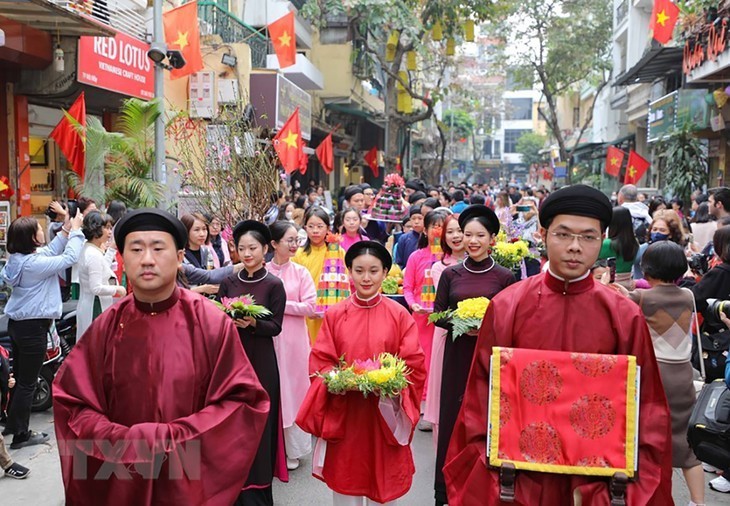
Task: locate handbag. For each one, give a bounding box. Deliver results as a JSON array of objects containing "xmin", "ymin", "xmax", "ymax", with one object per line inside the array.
[{"xmin": 691, "ymin": 329, "xmax": 730, "ymax": 383}]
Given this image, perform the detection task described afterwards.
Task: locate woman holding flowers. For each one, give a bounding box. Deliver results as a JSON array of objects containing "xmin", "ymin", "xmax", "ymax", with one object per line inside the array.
[
  {"xmin": 296, "ymin": 241, "xmax": 426, "ymax": 505},
  {"xmin": 403, "ymin": 210, "xmax": 449, "ymax": 424},
  {"xmin": 432, "ymin": 205, "xmax": 515, "ymax": 506},
  {"xmin": 423, "ymin": 214, "xmax": 464, "ymax": 441},
  {"xmin": 217, "ymin": 220, "xmax": 287, "ymax": 506},
  {"xmin": 293, "ymin": 207, "xmax": 346, "ymax": 343},
  {"xmin": 267, "ymin": 221, "xmax": 317, "ymax": 471}
]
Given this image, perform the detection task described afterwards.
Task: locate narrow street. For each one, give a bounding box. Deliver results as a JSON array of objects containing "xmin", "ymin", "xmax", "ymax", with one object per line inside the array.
[{"xmin": 3, "ymin": 410, "xmax": 729, "ymax": 505}]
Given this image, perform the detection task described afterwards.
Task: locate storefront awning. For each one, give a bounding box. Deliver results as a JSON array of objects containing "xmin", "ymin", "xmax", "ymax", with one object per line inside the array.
[
  {"xmin": 614, "ymin": 46, "xmax": 683, "ymax": 86},
  {"xmin": 0, "ymin": 0, "xmax": 114, "ymax": 37},
  {"xmin": 326, "ymin": 103, "xmax": 384, "ymax": 128}
]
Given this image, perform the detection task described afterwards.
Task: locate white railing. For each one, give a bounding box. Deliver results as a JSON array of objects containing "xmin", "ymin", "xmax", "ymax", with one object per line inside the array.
[{"xmin": 52, "ymin": 0, "xmax": 149, "ymax": 41}]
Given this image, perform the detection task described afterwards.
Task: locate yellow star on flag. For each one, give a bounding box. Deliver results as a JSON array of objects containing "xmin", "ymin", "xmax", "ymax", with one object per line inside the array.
[
  {"xmin": 628, "ymin": 166, "xmax": 636, "ymax": 178},
  {"xmin": 174, "ymin": 31, "xmax": 189, "ymax": 51},
  {"xmin": 283, "ymin": 130, "xmax": 298, "ymax": 149},
  {"xmin": 278, "ymin": 31, "xmax": 292, "ymax": 47},
  {"xmin": 0, "ymin": 180, "xmax": 8, "ymax": 192},
  {"xmin": 610, "ymin": 157, "xmax": 619, "ymax": 166},
  {"xmin": 656, "ymin": 9, "xmax": 669, "ymax": 26}
]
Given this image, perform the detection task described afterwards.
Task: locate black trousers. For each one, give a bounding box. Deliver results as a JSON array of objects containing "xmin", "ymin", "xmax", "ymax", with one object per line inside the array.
[
  {"xmin": 234, "ymin": 486, "xmax": 273, "ymax": 506},
  {"xmin": 6, "ymin": 318, "xmax": 50, "ymax": 437}
]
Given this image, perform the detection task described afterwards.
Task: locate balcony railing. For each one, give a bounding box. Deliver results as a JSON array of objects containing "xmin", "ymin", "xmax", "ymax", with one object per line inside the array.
[
  {"xmin": 198, "ymin": 1, "xmax": 270, "ymax": 68},
  {"xmin": 56, "ymin": 0, "xmax": 147, "ymax": 40}
]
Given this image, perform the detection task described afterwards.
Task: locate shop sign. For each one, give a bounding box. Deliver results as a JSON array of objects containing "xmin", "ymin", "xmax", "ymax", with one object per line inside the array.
[
  {"xmin": 77, "ymin": 31, "xmax": 154, "ymax": 100},
  {"xmin": 276, "ymin": 75, "xmax": 312, "ymax": 140},
  {"xmin": 250, "ymin": 74, "xmax": 312, "ymax": 140},
  {"xmin": 647, "ymin": 91, "xmax": 677, "ymax": 143},
  {"xmin": 683, "ymin": 18, "xmax": 728, "ymax": 75},
  {"xmin": 677, "ymin": 89, "xmax": 710, "ymax": 130}
]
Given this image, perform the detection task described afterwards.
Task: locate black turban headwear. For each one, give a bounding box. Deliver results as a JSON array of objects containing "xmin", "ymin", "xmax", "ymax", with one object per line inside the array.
[
  {"xmin": 457, "ymin": 205, "xmax": 501, "ymax": 235},
  {"xmin": 539, "ymin": 184, "xmax": 613, "ymax": 230},
  {"xmin": 232, "ymin": 220, "xmax": 272, "ymax": 246},
  {"xmin": 343, "ymin": 186, "xmax": 364, "ymax": 202},
  {"xmin": 345, "ymin": 240, "xmax": 392, "ymax": 272},
  {"xmin": 114, "ymin": 208, "xmax": 188, "ymax": 253}
]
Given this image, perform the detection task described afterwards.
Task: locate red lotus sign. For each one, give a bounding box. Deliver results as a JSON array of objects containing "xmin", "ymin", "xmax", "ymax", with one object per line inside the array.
[{"xmin": 77, "ymin": 32, "xmax": 154, "ymax": 100}]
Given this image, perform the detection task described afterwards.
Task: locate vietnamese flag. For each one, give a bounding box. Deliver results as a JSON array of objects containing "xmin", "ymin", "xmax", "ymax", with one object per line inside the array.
[
  {"xmin": 298, "ymin": 140, "xmax": 309, "ymax": 174},
  {"xmin": 274, "ymin": 107, "xmax": 303, "ymax": 174},
  {"xmin": 316, "ymin": 133, "xmax": 334, "ymax": 174},
  {"xmin": 605, "ymin": 146, "xmax": 625, "ymax": 177},
  {"xmin": 364, "ymin": 147, "xmax": 379, "ymax": 178},
  {"xmin": 624, "ymin": 150, "xmax": 650, "ymax": 184},
  {"xmin": 50, "ymin": 92, "xmax": 86, "ymax": 178},
  {"xmin": 163, "ymin": 1, "xmax": 204, "ymax": 79},
  {"xmin": 0, "ymin": 176, "xmax": 15, "ymax": 199},
  {"xmin": 650, "ymin": 0, "xmax": 679, "ymax": 44},
  {"xmin": 269, "ymin": 12, "xmax": 296, "ymax": 68}
]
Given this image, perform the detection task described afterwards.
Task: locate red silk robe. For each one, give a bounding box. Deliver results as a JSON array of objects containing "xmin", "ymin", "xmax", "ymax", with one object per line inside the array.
[
  {"xmin": 53, "ymin": 288, "xmax": 270, "ymax": 506},
  {"xmin": 296, "ymin": 294, "xmax": 426, "ymax": 503},
  {"xmin": 444, "ymin": 272, "xmax": 673, "ymax": 506}
]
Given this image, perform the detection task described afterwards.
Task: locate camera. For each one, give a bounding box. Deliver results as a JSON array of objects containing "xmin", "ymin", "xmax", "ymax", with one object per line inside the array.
[
  {"xmin": 688, "ymin": 253, "xmax": 711, "ymax": 276},
  {"xmin": 45, "ymin": 200, "xmax": 78, "ymax": 221},
  {"xmin": 707, "ymin": 298, "xmax": 730, "ymax": 322}
]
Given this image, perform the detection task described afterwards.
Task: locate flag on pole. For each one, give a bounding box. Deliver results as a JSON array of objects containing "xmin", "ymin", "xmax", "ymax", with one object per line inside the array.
[
  {"xmin": 364, "ymin": 147, "xmax": 379, "ymax": 178},
  {"xmin": 650, "ymin": 0, "xmax": 680, "ymax": 44},
  {"xmin": 269, "ymin": 12, "xmax": 296, "ymax": 68},
  {"xmin": 316, "ymin": 133, "xmax": 334, "ymax": 174},
  {"xmin": 163, "ymin": 1, "xmax": 204, "ymax": 79},
  {"xmin": 50, "ymin": 92, "xmax": 86, "ymax": 178},
  {"xmin": 605, "ymin": 146, "xmax": 625, "ymax": 177},
  {"xmin": 624, "ymin": 150, "xmax": 650, "ymax": 184},
  {"xmin": 273, "ymin": 107, "xmax": 303, "ymax": 174}
]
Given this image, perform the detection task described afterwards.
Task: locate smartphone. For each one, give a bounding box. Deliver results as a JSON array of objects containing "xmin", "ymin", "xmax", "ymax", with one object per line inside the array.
[
  {"xmin": 607, "ymin": 257, "xmax": 616, "ymax": 284},
  {"xmin": 516, "ymin": 205, "xmax": 531, "ymax": 212}
]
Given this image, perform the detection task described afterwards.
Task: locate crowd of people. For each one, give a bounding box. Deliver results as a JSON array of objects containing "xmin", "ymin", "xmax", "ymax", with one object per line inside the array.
[{"xmin": 0, "ymin": 177, "xmax": 729, "ymax": 506}]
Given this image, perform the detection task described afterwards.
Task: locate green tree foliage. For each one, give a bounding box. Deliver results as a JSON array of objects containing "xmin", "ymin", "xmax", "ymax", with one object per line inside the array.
[
  {"xmin": 501, "ymin": 0, "xmax": 612, "ymax": 181},
  {"xmin": 442, "ymin": 109, "xmax": 476, "ymax": 140},
  {"xmin": 301, "ymin": 0, "xmax": 507, "ymax": 169},
  {"xmin": 655, "ymin": 125, "xmax": 708, "ymax": 207},
  {"xmin": 515, "ymin": 132, "xmax": 547, "ymax": 167}
]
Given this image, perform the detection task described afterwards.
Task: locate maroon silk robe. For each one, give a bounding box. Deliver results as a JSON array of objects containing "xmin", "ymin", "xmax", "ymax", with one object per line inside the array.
[
  {"xmin": 296, "ymin": 294, "xmax": 426, "ymax": 503},
  {"xmin": 53, "ymin": 288, "xmax": 270, "ymax": 506},
  {"xmin": 444, "ymin": 272, "xmax": 673, "ymax": 506}
]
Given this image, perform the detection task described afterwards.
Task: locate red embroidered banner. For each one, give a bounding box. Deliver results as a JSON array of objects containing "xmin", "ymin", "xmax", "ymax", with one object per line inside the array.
[{"xmin": 488, "ymin": 347, "xmax": 639, "ymax": 477}]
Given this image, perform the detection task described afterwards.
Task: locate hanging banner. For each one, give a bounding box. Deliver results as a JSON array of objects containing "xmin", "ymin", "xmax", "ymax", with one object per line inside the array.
[{"xmin": 77, "ymin": 31, "xmax": 154, "ymax": 100}]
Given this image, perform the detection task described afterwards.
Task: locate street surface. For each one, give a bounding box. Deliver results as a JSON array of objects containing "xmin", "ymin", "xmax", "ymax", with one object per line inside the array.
[{"xmin": 2, "ymin": 410, "xmax": 729, "ymax": 505}]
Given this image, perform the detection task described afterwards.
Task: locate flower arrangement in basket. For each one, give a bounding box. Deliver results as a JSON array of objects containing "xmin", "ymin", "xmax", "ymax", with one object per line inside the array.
[
  {"xmin": 429, "ymin": 297, "xmax": 490, "ymax": 339},
  {"xmin": 214, "ymin": 295, "xmax": 272, "ymax": 319},
  {"xmin": 317, "ymin": 352, "xmax": 412, "ymax": 397},
  {"xmin": 492, "ymin": 229, "xmax": 533, "ymax": 271}
]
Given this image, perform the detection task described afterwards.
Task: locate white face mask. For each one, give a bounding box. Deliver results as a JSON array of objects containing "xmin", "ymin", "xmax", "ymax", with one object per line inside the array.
[{"xmin": 285, "ymin": 211, "xmax": 294, "ymax": 220}]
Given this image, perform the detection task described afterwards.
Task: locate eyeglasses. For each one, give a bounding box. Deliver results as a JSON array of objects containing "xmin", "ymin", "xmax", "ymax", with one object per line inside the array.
[
  {"xmin": 280, "ymin": 238, "xmax": 298, "ymax": 246},
  {"xmin": 549, "ymin": 231, "xmax": 601, "ymax": 244},
  {"xmin": 363, "ymin": 191, "xmax": 374, "ymax": 197},
  {"xmin": 306, "ymin": 224, "xmax": 327, "ymax": 231}
]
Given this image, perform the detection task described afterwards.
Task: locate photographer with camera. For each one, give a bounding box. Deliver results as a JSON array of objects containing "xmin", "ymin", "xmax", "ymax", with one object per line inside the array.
[
  {"xmin": 692, "ymin": 226, "xmax": 730, "ymax": 336},
  {"xmin": 0, "ymin": 209, "xmax": 84, "ymax": 449}
]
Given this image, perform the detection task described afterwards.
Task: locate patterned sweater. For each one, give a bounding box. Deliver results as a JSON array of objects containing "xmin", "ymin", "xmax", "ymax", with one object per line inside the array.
[{"xmin": 628, "ymin": 284, "xmax": 694, "ymax": 364}]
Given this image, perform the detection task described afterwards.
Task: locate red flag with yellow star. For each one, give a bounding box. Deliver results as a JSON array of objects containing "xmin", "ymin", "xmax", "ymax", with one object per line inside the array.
[
  {"xmin": 163, "ymin": 1, "xmax": 204, "ymax": 80},
  {"xmin": 605, "ymin": 146, "xmax": 625, "ymax": 177},
  {"xmin": 623, "ymin": 150, "xmax": 650, "ymax": 185},
  {"xmin": 269, "ymin": 12, "xmax": 296, "ymax": 68},
  {"xmin": 650, "ymin": 0, "xmax": 679, "ymax": 44},
  {"xmin": 364, "ymin": 147, "xmax": 379, "ymax": 178},
  {"xmin": 274, "ymin": 107, "xmax": 303, "ymax": 174}
]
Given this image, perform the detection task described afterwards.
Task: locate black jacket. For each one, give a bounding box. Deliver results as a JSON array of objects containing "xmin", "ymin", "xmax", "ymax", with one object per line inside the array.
[{"xmin": 691, "ymin": 262, "xmax": 730, "ymax": 332}]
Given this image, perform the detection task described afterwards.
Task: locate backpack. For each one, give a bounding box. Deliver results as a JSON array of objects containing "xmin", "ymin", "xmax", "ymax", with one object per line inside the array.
[{"xmin": 688, "ymin": 379, "xmax": 730, "ymax": 470}]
